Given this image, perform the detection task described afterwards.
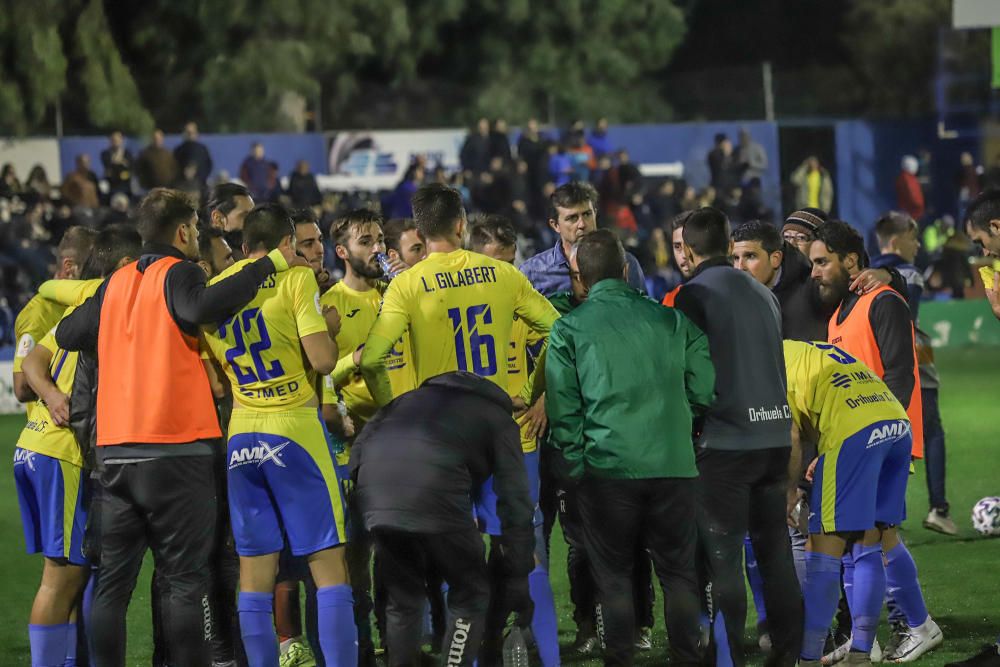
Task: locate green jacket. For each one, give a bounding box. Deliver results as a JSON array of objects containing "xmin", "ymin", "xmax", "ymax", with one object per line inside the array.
[{"xmin": 545, "ymin": 279, "xmax": 715, "ymax": 480}]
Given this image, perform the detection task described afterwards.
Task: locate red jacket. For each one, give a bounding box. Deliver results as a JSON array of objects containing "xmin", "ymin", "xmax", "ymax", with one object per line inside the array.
[{"xmin": 896, "ymin": 171, "xmax": 925, "ymax": 221}]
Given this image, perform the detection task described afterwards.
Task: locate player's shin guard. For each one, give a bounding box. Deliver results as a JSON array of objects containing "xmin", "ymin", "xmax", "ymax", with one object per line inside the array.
[
  {"xmin": 29, "ymin": 624, "xmax": 69, "ymax": 667},
  {"xmin": 63, "ymin": 623, "xmax": 76, "ymax": 667},
  {"xmin": 528, "ymin": 567, "xmax": 560, "ymax": 667},
  {"xmin": 885, "ymin": 541, "xmax": 929, "ymax": 628},
  {"xmin": 850, "ymin": 543, "xmax": 885, "ymax": 653},
  {"xmin": 317, "ymin": 584, "xmax": 358, "ymax": 667},
  {"xmin": 238, "ymin": 592, "xmax": 278, "ymax": 667},
  {"xmin": 801, "ymin": 552, "xmax": 842, "ymax": 660}
]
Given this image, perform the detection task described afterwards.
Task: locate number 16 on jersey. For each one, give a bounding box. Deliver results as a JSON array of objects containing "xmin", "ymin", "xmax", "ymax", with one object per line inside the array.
[{"xmin": 448, "ymin": 304, "xmax": 497, "ymax": 377}]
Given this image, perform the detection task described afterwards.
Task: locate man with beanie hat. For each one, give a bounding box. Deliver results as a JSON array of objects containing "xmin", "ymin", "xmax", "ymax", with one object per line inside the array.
[{"xmin": 782, "ymin": 208, "xmax": 828, "ymax": 256}]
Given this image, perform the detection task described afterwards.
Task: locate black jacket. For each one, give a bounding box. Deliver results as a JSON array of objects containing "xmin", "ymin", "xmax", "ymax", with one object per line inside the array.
[
  {"xmin": 772, "ymin": 243, "xmax": 833, "ymax": 342},
  {"xmin": 675, "ymin": 258, "xmax": 791, "ymax": 451},
  {"xmin": 350, "ymin": 372, "xmax": 534, "ymax": 574}
]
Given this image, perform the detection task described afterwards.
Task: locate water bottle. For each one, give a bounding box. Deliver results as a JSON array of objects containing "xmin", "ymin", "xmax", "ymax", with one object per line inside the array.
[
  {"xmin": 375, "ymin": 252, "xmax": 400, "ymax": 279},
  {"xmin": 502, "ymin": 625, "xmax": 529, "ymax": 667}
]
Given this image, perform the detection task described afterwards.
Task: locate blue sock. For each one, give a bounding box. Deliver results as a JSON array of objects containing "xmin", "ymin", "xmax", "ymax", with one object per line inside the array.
[
  {"xmin": 802, "ymin": 552, "xmax": 842, "ymax": 660},
  {"xmin": 850, "ymin": 543, "xmax": 886, "ymax": 653},
  {"xmin": 744, "ymin": 536, "xmax": 768, "ymax": 625},
  {"xmin": 29, "ymin": 624, "xmax": 68, "ymax": 667},
  {"xmin": 316, "ymin": 585, "xmax": 357, "ymax": 667},
  {"xmin": 63, "ymin": 624, "xmax": 76, "ymax": 666},
  {"xmin": 841, "ymin": 552, "xmax": 855, "ymax": 614},
  {"xmin": 714, "ymin": 611, "xmax": 734, "ymax": 667},
  {"xmin": 885, "ymin": 542, "xmax": 929, "ymax": 628},
  {"xmin": 528, "ymin": 567, "xmax": 560, "ymax": 667},
  {"xmin": 238, "ymin": 592, "xmax": 278, "ymax": 667}
]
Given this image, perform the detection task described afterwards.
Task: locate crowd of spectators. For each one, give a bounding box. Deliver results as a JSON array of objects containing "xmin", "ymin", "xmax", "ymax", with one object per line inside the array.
[{"xmin": 0, "ymin": 118, "xmax": 995, "ymax": 344}]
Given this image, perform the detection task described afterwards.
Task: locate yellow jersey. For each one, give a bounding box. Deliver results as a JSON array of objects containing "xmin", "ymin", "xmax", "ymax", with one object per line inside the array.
[
  {"xmin": 365, "ymin": 249, "xmax": 559, "ymax": 403},
  {"xmin": 203, "ymin": 260, "xmax": 329, "ymax": 411},
  {"xmin": 784, "ymin": 340, "xmax": 908, "ymax": 456},
  {"xmin": 17, "ymin": 322, "xmax": 83, "ymax": 466},
  {"xmin": 13, "ymin": 294, "xmax": 66, "ymax": 374},
  {"xmin": 507, "ymin": 316, "xmax": 545, "ymax": 453},
  {"xmin": 38, "ymin": 278, "xmax": 105, "ymax": 307},
  {"xmin": 320, "ymin": 280, "xmax": 415, "ymax": 424}
]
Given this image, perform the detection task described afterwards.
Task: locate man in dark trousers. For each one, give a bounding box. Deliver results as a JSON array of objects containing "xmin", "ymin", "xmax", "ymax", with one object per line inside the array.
[
  {"xmin": 55, "ymin": 187, "xmax": 303, "ymax": 667},
  {"xmin": 674, "ymin": 207, "xmax": 803, "ymax": 666},
  {"xmin": 546, "ymin": 230, "xmax": 715, "ymax": 667},
  {"xmin": 351, "ymin": 371, "xmax": 535, "ymax": 667}
]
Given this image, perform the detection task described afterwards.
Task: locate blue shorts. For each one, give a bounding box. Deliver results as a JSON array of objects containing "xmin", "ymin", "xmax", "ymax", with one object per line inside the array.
[
  {"xmin": 809, "ymin": 419, "xmax": 912, "ymax": 534},
  {"xmin": 227, "ymin": 408, "xmax": 349, "ymax": 557},
  {"xmin": 13, "ymin": 448, "xmax": 88, "ymax": 565},
  {"xmin": 474, "ymin": 449, "xmax": 541, "ymax": 536}
]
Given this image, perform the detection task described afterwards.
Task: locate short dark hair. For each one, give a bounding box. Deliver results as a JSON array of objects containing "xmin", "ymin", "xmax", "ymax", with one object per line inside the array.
[
  {"xmin": 383, "ymin": 218, "xmax": 418, "ymax": 254},
  {"xmin": 291, "ymin": 207, "xmax": 319, "ymax": 227},
  {"xmin": 965, "ymin": 189, "xmax": 1000, "ymax": 231},
  {"xmin": 56, "ymin": 225, "xmax": 98, "ymax": 263},
  {"xmin": 82, "ymin": 225, "xmax": 143, "ymax": 279},
  {"xmin": 467, "ymin": 214, "xmax": 517, "ymax": 253},
  {"xmin": 204, "ymin": 183, "xmax": 251, "ymax": 219},
  {"xmin": 136, "ymin": 188, "xmax": 198, "ymax": 244},
  {"xmin": 197, "ymin": 224, "xmax": 225, "ymax": 262},
  {"xmin": 813, "ymin": 220, "xmax": 868, "ymax": 267},
  {"xmin": 549, "ymin": 181, "xmax": 599, "ymax": 221},
  {"xmin": 574, "ymin": 230, "xmax": 626, "ymax": 286},
  {"xmin": 732, "ymin": 220, "xmax": 783, "ymax": 255},
  {"xmin": 670, "ymin": 210, "xmax": 694, "ymax": 232},
  {"xmin": 329, "ymin": 208, "xmax": 384, "ymax": 247},
  {"xmin": 411, "ymin": 183, "xmax": 465, "ymax": 239},
  {"xmin": 874, "ymin": 211, "xmax": 917, "ymax": 248},
  {"xmin": 243, "ymin": 203, "xmax": 294, "ymax": 252},
  {"xmin": 682, "ymin": 207, "xmax": 731, "ymax": 258}
]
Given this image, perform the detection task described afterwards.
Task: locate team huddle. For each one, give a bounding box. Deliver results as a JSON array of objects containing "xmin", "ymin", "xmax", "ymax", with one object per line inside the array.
[{"xmin": 12, "ymin": 180, "xmax": 997, "ymax": 667}]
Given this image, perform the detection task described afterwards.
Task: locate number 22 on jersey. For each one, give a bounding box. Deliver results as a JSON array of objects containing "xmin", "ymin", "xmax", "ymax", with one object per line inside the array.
[{"xmin": 219, "ymin": 307, "xmax": 285, "ymax": 385}]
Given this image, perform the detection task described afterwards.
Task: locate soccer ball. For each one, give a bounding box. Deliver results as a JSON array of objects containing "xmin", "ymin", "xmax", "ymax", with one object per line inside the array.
[{"xmin": 971, "ymin": 497, "xmax": 1000, "ymax": 536}]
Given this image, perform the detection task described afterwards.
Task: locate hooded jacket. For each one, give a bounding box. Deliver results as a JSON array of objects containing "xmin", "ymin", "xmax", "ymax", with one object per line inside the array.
[{"xmin": 350, "ymin": 371, "xmax": 534, "ymax": 570}]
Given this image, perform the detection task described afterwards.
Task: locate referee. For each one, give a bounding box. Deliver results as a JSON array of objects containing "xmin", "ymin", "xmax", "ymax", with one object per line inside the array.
[{"xmin": 56, "ymin": 188, "xmax": 303, "ymax": 666}]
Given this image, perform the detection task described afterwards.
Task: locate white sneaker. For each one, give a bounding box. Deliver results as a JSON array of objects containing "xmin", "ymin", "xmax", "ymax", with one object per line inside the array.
[
  {"xmin": 888, "ymin": 617, "xmax": 943, "ymax": 662},
  {"xmin": 923, "ymin": 509, "xmax": 958, "ymax": 536}
]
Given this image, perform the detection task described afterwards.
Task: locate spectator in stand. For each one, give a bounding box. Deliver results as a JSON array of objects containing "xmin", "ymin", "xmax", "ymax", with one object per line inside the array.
[
  {"xmin": 956, "ymin": 152, "xmax": 982, "ymax": 217},
  {"xmin": 736, "ymin": 127, "xmax": 768, "ymax": 184},
  {"xmin": 387, "ymin": 163, "xmax": 424, "ymax": 219},
  {"xmin": 568, "ymin": 135, "xmax": 596, "ymax": 183},
  {"xmin": 517, "ymin": 119, "xmax": 548, "ymax": 213},
  {"xmin": 287, "ymin": 160, "xmax": 323, "ymax": 209},
  {"xmin": 564, "ymin": 119, "xmax": 586, "ymax": 146},
  {"xmin": 239, "ymin": 142, "xmax": 278, "ymax": 202},
  {"xmin": 597, "ymin": 150, "xmax": 642, "ymax": 218},
  {"xmin": 791, "ymin": 157, "xmax": 834, "ymax": 213},
  {"xmin": 547, "ymin": 143, "xmax": 573, "ymax": 187},
  {"xmin": 101, "ymin": 130, "xmax": 134, "ymax": 199},
  {"xmin": 928, "ymin": 231, "xmax": 973, "ymax": 299},
  {"xmin": 25, "ymin": 165, "xmax": 52, "ymax": 203},
  {"xmin": 588, "ymin": 118, "xmax": 612, "ymax": 159},
  {"xmin": 61, "ymin": 155, "xmax": 101, "ymax": 211},
  {"xmin": 650, "ymin": 179, "xmax": 680, "ymax": 225},
  {"xmin": 0, "ymin": 163, "xmax": 23, "ymax": 199},
  {"xmin": 173, "ymin": 163, "xmax": 206, "ymax": 204},
  {"xmin": 136, "ymin": 129, "xmax": 179, "ymax": 191},
  {"xmin": 173, "ymin": 122, "xmax": 213, "ymax": 186},
  {"xmin": 897, "ymin": 155, "xmax": 925, "ymax": 223},
  {"xmin": 103, "ymin": 193, "xmax": 132, "ymax": 227},
  {"xmin": 460, "ymin": 118, "xmax": 492, "ymax": 175},
  {"xmin": 707, "ymin": 133, "xmax": 740, "ymax": 194},
  {"xmin": 473, "ymin": 157, "xmax": 512, "ymax": 216},
  {"xmin": 489, "ymin": 118, "xmax": 513, "ymax": 165},
  {"xmin": 738, "ymin": 177, "xmax": 771, "ymax": 223}
]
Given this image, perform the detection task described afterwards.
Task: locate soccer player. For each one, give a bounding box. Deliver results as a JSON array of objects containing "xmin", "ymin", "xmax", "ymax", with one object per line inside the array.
[
  {"xmin": 294, "ymin": 207, "xmax": 335, "ymax": 292},
  {"xmin": 662, "ymin": 211, "xmax": 694, "ymax": 306},
  {"xmin": 15, "ymin": 226, "xmax": 138, "ymax": 667},
  {"xmin": 467, "ymin": 215, "xmax": 559, "ymax": 667},
  {"xmin": 871, "ymin": 211, "xmax": 956, "ymax": 536},
  {"xmin": 360, "ymin": 183, "xmax": 559, "ymax": 404},
  {"xmin": 967, "ymin": 189, "xmax": 1000, "ymax": 323},
  {"xmin": 12, "ymin": 227, "xmax": 97, "ymax": 404},
  {"xmin": 202, "ymin": 203, "xmax": 357, "ymax": 667},
  {"xmin": 784, "ymin": 340, "xmax": 912, "ymax": 667},
  {"xmin": 811, "ymin": 220, "xmax": 942, "ymax": 663},
  {"xmin": 383, "ymin": 217, "xmax": 427, "ymax": 268},
  {"xmin": 56, "ymin": 189, "xmax": 302, "ymax": 666},
  {"xmin": 205, "ymin": 181, "xmax": 255, "ymax": 259},
  {"xmin": 197, "ymin": 225, "xmax": 236, "ymax": 278},
  {"xmin": 519, "ymin": 181, "xmax": 646, "ymax": 296}
]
